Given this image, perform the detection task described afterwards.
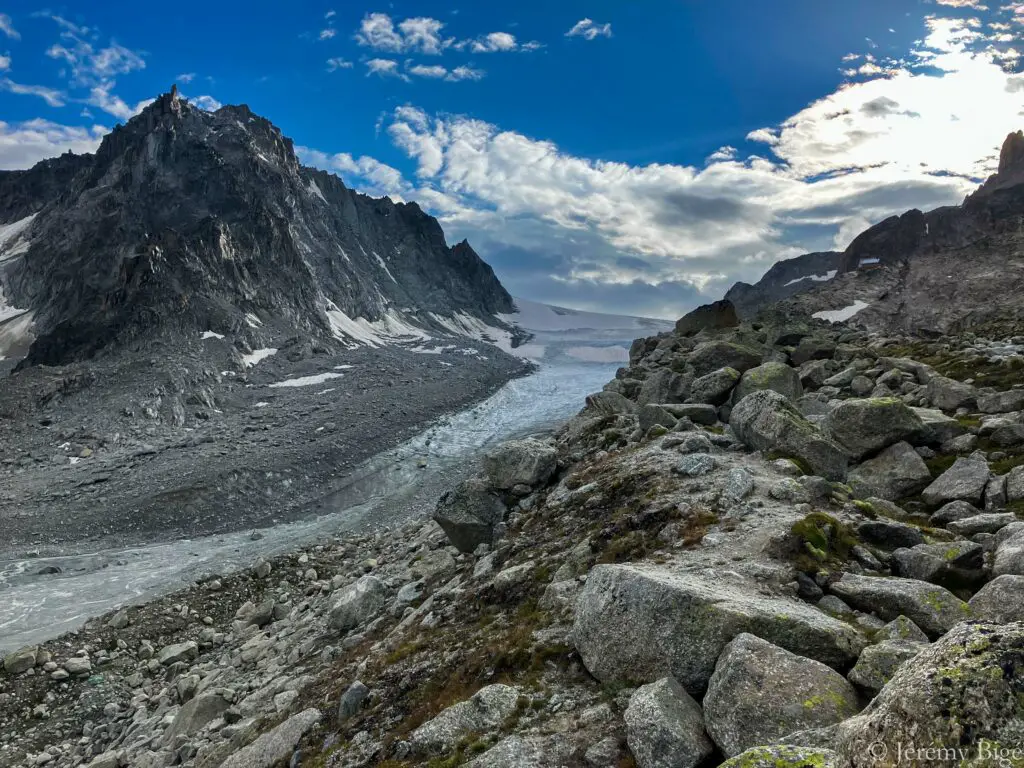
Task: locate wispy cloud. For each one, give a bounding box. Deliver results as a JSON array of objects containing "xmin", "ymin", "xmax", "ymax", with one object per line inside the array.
[
  {"xmin": 176, "ymin": 72, "xmax": 196, "ymax": 84},
  {"xmin": 319, "ymin": 28, "xmax": 336, "ymax": 40},
  {"xmin": 566, "ymin": 19, "xmax": 613, "ymax": 40},
  {"xmin": 0, "ymin": 13, "xmax": 19, "ymax": 40},
  {"xmin": 0, "ymin": 78, "xmax": 66, "ymax": 107},
  {"xmin": 407, "ymin": 63, "xmax": 485, "ymax": 81},
  {"xmin": 0, "ymin": 118, "xmax": 107, "ymax": 170},
  {"xmin": 86, "ymin": 81, "xmax": 151, "ymax": 120},
  {"xmin": 326, "ymin": 57, "xmax": 353, "ymax": 72},
  {"xmin": 0, "ymin": 53, "xmax": 10, "ymax": 71},
  {"xmin": 365, "ymin": 58, "xmax": 410, "ymax": 81}
]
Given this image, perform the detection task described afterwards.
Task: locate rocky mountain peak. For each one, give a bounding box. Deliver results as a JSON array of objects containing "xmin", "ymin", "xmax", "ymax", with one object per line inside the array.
[{"xmin": 998, "ymin": 129, "xmax": 1024, "ymax": 175}]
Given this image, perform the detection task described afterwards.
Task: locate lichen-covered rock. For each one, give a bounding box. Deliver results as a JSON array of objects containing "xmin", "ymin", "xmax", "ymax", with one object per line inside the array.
[
  {"xmin": 585, "ymin": 390, "xmax": 639, "ymax": 416},
  {"xmin": 329, "ymin": 575, "xmax": 388, "ymax": 632},
  {"xmin": 572, "ymin": 565, "xmax": 866, "ymax": 693},
  {"xmin": 968, "ymin": 575, "xmax": 1024, "ymax": 623},
  {"xmin": 847, "ymin": 639, "xmax": 927, "ymax": 695},
  {"xmin": 482, "ymin": 438, "xmax": 557, "ymax": 490},
  {"xmin": 661, "ymin": 403, "xmax": 719, "ymax": 425},
  {"xmin": 732, "ymin": 362, "xmax": 803, "ymax": 406},
  {"xmin": 909, "ymin": 407, "xmax": 967, "ymax": 446},
  {"xmin": 2, "ymin": 646, "xmax": 38, "ymax": 675},
  {"xmin": 703, "ymin": 633, "xmax": 859, "ymax": 757},
  {"xmin": 411, "ymin": 684, "xmax": 520, "ymax": 754},
  {"xmin": 994, "ymin": 526, "xmax": 1024, "ymax": 577},
  {"xmin": 847, "ymin": 441, "xmax": 932, "ymax": 501},
  {"xmin": 624, "ymin": 677, "xmax": 713, "ymax": 768},
  {"xmin": 719, "ymin": 745, "xmax": 841, "ymax": 768},
  {"xmin": 927, "ymin": 375, "xmax": 977, "ymax": 411},
  {"xmin": 689, "ymin": 367, "xmax": 741, "ymax": 406},
  {"xmin": 638, "ymin": 368, "xmax": 691, "ymax": 405},
  {"xmin": 823, "ymin": 398, "xmax": 925, "ymax": 460},
  {"xmin": 875, "ymin": 615, "xmax": 929, "ymax": 643},
  {"xmin": 639, "ymin": 404, "xmax": 678, "ymax": 433},
  {"xmin": 921, "ymin": 453, "xmax": 990, "ymax": 507},
  {"xmin": 836, "ymin": 623, "xmax": 1024, "ymax": 767},
  {"xmin": 828, "ymin": 574, "xmax": 971, "ymax": 638},
  {"xmin": 688, "ymin": 340, "xmax": 763, "ymax": 378},
  {"xmin": 729, "ymin": 390, "xmax": 849, "ymax": 481},
  {"xmin": 433, "ymin": 478, "xmax": 507, "ymax": 553},
  {"xmin": 978, "ymin": 389, "xmax": 1024, "ymax": 414},
  {"xmin": 219, "ymin": 708, "xmax": 321, "ymax": 768}
]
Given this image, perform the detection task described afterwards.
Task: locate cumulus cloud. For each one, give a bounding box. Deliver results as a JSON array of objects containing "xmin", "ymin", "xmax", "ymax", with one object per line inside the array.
[
  {"xmin": 365, "ymin": 58, "xmax": 409, "ymax": 81},
  {"xmin": 566, "ymin": 19, "xmax": 613, "ymax": 40},
  {"xmin": 189, "ymin": 94, "xmax": 222, "ymax": 111},
  {"xmin": 454, "ymin": 31, "xmax": 542, "ymax": 53},
  {"xmin": 0, "ymin": 53, "xmax": 10, "ymax": 71},
  {"xmin": 356, "ymin": 13, "xmax": 451, "ymax": 55},
  {"xmin": 0, "ymin": 13, "xmax": 18, "ymax": 40},
  {"xmin": 0, "ymin": 118, "xmax": 106, "ymax": 169},
  {"xmin": 86, "ymin": 81, "xmax": 152, "ymax": 121}
]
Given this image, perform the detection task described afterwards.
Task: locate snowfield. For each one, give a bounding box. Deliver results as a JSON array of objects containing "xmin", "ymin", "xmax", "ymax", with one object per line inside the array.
[
  {"xmin": 813, "ymin": 300, "xmax": 870, "ymax": 323},
  {"xmin": 783, "ymin": 270, "xmax": 837, "ymax": 287}
]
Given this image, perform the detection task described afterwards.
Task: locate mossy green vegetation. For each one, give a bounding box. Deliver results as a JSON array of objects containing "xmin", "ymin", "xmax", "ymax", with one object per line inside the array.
[{"xmin": 790, "ymin": 512, "xmax": 858, "ymax": 573}]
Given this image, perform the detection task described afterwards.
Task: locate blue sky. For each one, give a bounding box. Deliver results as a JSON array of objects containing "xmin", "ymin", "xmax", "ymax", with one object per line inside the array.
[{"xmin": 1, "ymin": 1, "xmax": 1023, "ymax": 318}]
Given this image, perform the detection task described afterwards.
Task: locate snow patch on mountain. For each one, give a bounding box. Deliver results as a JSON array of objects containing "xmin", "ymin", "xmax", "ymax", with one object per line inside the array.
[
  {"xmin": 0, "ymin": 214, "xmax": 36, "ymax": 262},
  {"xmin": 813, "ymin": 300, "xmax": 870, "ymax": 323},
  {"xmin": 783, "ymin": 270, "xmax": 837, "ymax": 287}
]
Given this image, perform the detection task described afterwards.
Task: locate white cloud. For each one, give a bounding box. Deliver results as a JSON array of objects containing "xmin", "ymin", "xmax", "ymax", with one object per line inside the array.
[
  {"xmin": 326, "ymin": 57, "xmax": 353, "ymax": 72},
  {"xmin": 176, "ymin": 72, "xmax": 196, "ymax": 84},
  {"xmin": 0, "ymin": 78, "xmax": 66, "ymax": 107},
  {"xmin": 47, "ymin": 38, "xmax": 145, "ymax": 85},
  {"xmin": 935, "ymin": 0, "xmax": 989, "ymax": 7},
  {"xmin": 365, "ymin": 58, "xmax": 409, "ymax": 81},
  {"xmin": 408, "ymin": 64, "xmax": 448, "ymax": 78},
  {"xmin": 707, "ymin": 146, "xmax": 738, "ymax": 163},
  {"xmin": 296, "ymin": 146, "xmax": 410, "ymax": 199},
  {"xmin": 0, "ymin": 53, "xmax": 9, "ymax": 71},
  {"xmin": 405, "ymin": 63, "xmax": 486, "ymax": 82},
  {"xmin": 190, "ymin": 94, "xmax": 222, "ymax": 111},
  {"xmin": 0, "ymin": 13, "xmax": 18, "ymax": 40},
  {"xmin": 325, "ymin": 9, "xmax": 336, "ymax": 18},
  {"xmin": 86, "ymin": 81, "xmax": 152, "ymax": 121},
  {"xmin": 0, "ymin": 118, "xmax": 106, "ymax": 170},
  {"xmin": 447, "ymin": 66, "xmax": 485, "ymax": 81},
  {"xmin": 319, "ymin": 28, "xmax": 336, "ymax": 40},
  {"xmin": 355, "ymin": 13, "xmax": 451, "ymax": 55},
  {"xmin": 566, "ymin": 19, "xmax": 612, "ymax": 40}
]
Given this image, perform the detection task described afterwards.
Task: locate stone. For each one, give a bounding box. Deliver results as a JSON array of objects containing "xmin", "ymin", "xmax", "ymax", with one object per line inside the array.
[
  {"xmin": 106, "ymin": 610, "xmax": 129, "ymax": 630},
  {"xmin": 158, "ymin": 641, "xmax": 198, "ymax": 666},
  {"xmin": 835, "ymin": 624, "xmax": 1024, "ymax": 767},
  {"xmin": 338, "ymin": 681, "xmax": 370, "ymax": 721},
  {"xmin": 85, "ymin": 754, "xmax": 121, "ymax": 768},
  {"xmin": 493, "ymin": 561, "xmax": 536, "ymax": 592},
  {"xmin": 720, "ymin": 746, "xmax": 840, "ymax": 768},
  {"xmin": 638, "ymin": 404, "xmax": 677, "ymax": 433},
  {"xmin": 909, "ymin": 407, "xmax": 967, "ymax": 446},
  {"xmin": 482, "ymin": 438, "xmax": 557, "ymax": 490},
  {"xmin": 828, "ymin": 574, "xmax": 971, "ymax": 638},
  {"xmin": 688, "ymin": 341, "xmax": 763, "ymax": 378},
  {"xmin": 674, "ymin": 453, "xmax": 717, "ymax": 477},
  {"xmin": 433, "ymin": 478, "xmax": 507, "ymax": 553},
  {"xmin": 930, "ymin": 500, "xmax": 982, "ymax": 525},
  {"xmin": 467, "ymin": 734, "xmax": 573, "ymax": 767},
  {"xmin": 624, "ymin": 677, "xmax": 714, "ymax": 768},
  {"xmin": 703, "ymin": 634, "xmax": 859, "ymax": 757},
  {"xmin": 847, "ymin": 640, "xmax": 927, "ymax": 695},
  {"xmin": 411, "ymin": 684, "xmax": 520, "ymax": 753},
  {"xmin": 723, "ymin": 467, "xmax": 755, "ymax": 501},
  {"xmin": 891, "ymin": 541, "xmax": 984, "ymax": 587},
  {"xmin": 219, "ymin": 708, "xmax": 321, "ymax": 768},
  {"xmin": 63, "ymin": 656, "xmax": 92, "ymax": 675},
  {"xmin": 791, "ymin": 337, "xmax": 837, "ymax": 366},
  {"xmin": 990, "ymin": 423, "xmax": 1024, "ymax": 447},
  {"xmin": 857, "ymin": 518, "xmax": 925, "ymax": 550},
  {"xmin": 968, "ymin": 575, "xmax": 1024, "ymax": 622},
  {"xmin": 947, "ymin": 512, "xmax": 1016, "ymax": 536},
  {"xmin": 585, "ymin": 390, "xmax": 638, "ymax": 416},
  {"xmin": 638, "ymin": 369, "xmax": 690, "ymax": 405},
  {"xmin": 689, "ymin": 367, "xmax": 741, "ymax": 406},
  {"xmin": 165, "ymin": 693, "xmax": 231, "ymax": 739},
  {"xmin": 661, "ymin": 403, "xmax": 719, "ymax": 425},
  {"xmin": 1007, "ymin": 465, "xmax": 1024, "ymax": 502},
  {"xmin": 823, "ymin": 398, "xmax": 925, "ymax": 460},
  {"xmin": 572, "ymin": 565, "xmax": 866, "ymax": 694},
  {"xmin": 993, "ymin": 526, "xmax": 1024, "ymax": 576},
  {"xmin": 850, "ymin": 375, "xmax": 874, "ymax": 397},
  {"xmin": 329, "ymin": 575, "xmax": 388, "ymax": 631},
  {"xmin": 848, "ymin": 442, "xmax": 932, "ymax": 501},
  {"xmin": 978, "ymin": 389, "xmax": 1024, "ymax": 413},
  {"xmin": 875, "ymin": 616, "xmax": 929, "ymax": 643},
  {"xmin": 926, "ymin": 375, "xmax": 977, "ymax": 411},
  {"xmin": 920, "ymin": 453, "xmax": 990, "ymax": 506},
  {"xmin": 878, "ymin": 356, "xmax": 935, "ymax": 384},
  {"xmin": 729, "ymin": 390, "xmax": 849, "ymax": 481},
  {"xmin": 675, "ymin": 300, "xmax": 739, "ymax": 336},
  {"xmin": 3, "ymin": 646, "xmax": 38, "ymax": 675},
  {"xmin": 732, "ymin": 362, "xmax": 803, "ymax": 406}
]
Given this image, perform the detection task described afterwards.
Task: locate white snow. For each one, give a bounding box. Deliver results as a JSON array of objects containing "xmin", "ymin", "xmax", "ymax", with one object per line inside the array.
[
  {"xmin": 813, "ymin": 300, "xmax": 870, "ymax": 323},
  {"xmin": 783, "ymin": 270, "xmax": 837, "ymax": 287},
  {"xmin": 69, "ymin": 457, "xmax": 80, "ymax": 465},
  {"xmin": 269, "ymin": 372, "xmax": 345, "ymax": 388},
  {"xmin": 315, "ymin": 388, "xmax": 336, "ymax": 395},
  {"xmin": 307, "ymin": 179, "xmax": 327, "ymax": 204},
  {"xmin": 372, "ymin": 251, "xmax": 398, "ymax": 283},
  {"xmin": 245, "ymin": 313, "xmax": 263, "ymax": 328},
  {"xmin": 201, "ymin": 331, "xmax": 225, "ymax": 340},
  {"xmin": 255, "ymin": 401, "xmax": 270, "ymax": 408},
  {"xmin": 333, "ymin": 364, "xmax": 354, "ymax": 370},
  {"xmin": 326, "ymin": 305, "xmax": 433, "ymax": 348},
  {"xmin": 565, "ymin": 345, "xmax": 630, "ymax": 363},
  {"xmin": 0, "ymin": 214, "xmax": 36, "ymax": 262},
  {"xmin": 858, "ymin": 258, "xmax": 880, "ymax": 266},
  {"xmin": 243, "ymin": 348, "xmax": 278, "ymax": 367}
]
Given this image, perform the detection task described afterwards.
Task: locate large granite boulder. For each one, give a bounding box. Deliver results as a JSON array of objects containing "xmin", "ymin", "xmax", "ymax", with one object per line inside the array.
[
  {"xmin": 720, "ymin": 746, "xmax": 841, "ymax": 768},
  {"xmin": 729, "ymin": 390, "xmax": 849, "ymax": 481},
  {"xmin": 828, "ymin": 574, "xmax": 971, "ymax": 638},
  {"xmin": 482, "ymin": 439, "xmax": 557, "ymax": 490},
  {"xmin": 219, "ymin": 709, "xmax": 322, "ymax": 768},
  {"xmin": 732, "ymin": 362, "xmax": 803, "ymax": 405},
  {"xmin": 921, "ymin": 453, "xmax": 991, "ymax": 507},
  {"xmin": 433, "ymin": 478, "xmax": 507, "ymax": 553},
  {"xmin": 688, "ymin": 341, "xmax": 763, "ymax": 378},
  {"xmin": 689, "ymin": 367, "xmax": 741, "ymax": 406},
  {"xmin": 926, "ymin": 375, "xmax": 977, "ymax": 411},
  {"xmin": 968, "ymin": 575, "xmax": 1024, "ymax": 622},
  {"xmin": 411, "ymin": 684, "xmax": 521, "ymax": 754},
  {"xmin": 847, "ymin": 441, "xmax": 932, "ymax": 500},
  {"xmin": 329, "ymin": 575, "xmax": 388, "ymax": 632},
  {"xmin": 572, "ymin": 565, "xmax": 866, "ymax": 694},
  {"xmin": 703, "ymin": 634, "xmax": 859, "ymax": 757},
  {"xmin": 624, "ymin": 677, "xmax": 714, "ymax": 768},
  {"xmin": 823, "ymin": 398, "xmax": 925, "ymax": 460}
]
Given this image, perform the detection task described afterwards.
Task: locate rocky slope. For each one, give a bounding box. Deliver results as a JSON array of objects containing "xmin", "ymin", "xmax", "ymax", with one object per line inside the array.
[
  {"xmin": 723, "ymin": 251, "xmax": 842, "ymax": 320},
  {"xmin": 0, "ymin": 87, "xmax": 515, "ymax": 369},
  {"xmin": 724, "ymin": 130, "xmax": 1024, "ymax": 336},
  {"xmin": 6, "ymin": 298, "xmax": 1024, "ymax": 767}
]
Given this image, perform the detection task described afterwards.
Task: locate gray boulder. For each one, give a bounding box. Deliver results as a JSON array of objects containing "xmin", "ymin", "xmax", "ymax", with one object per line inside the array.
[
  {"xmin": 978, "ymin": 389, "xmax": 1024, "ymax": 414},
  {"xmin": 847, "ymin": 640, "xmax": 927, "ymax": 695},
  {"xmin": 158, "ymin": 641, "xmax": 198, "ymax": 666},
  {"xmin": 921, "ymin": 453, "xmax": 990, "ymax": 507},
  {"xmin": 165, "ymin": 693, "xmax": 231, "ymax": 739},
  {"xmin": 878, "ymin": 356, "xmax": 935, "ymax": 384},
  {"xmin": 847, "ymin": 441, "xmax": 931, "ymax": 501},
  {"xmin": 799, "ymin": 360, "xmax": 832, "ymax": 389},
  {"xmin": 585, "ymin": 390, "xmax": 638, "ymax": 416},
  {"xmin": 835, "ymin": 623, "xmax": 1024, "ymax": 767},
  {"xmin": 434, "ymin": 478, "xmax": 507, "ymax": 553},
  {"xmin": 624, "ymin": 677, "xmax": 713, "ymax": 768},
  {"xmin": 688, "ymin": 341, "xmax": 763, "ymax": 378},
  {"xmin": 639, "ymin": 404, "xmax": 677, "ymax": 433},
  {"xmin": 994, "ymin": 526, "xmax": 1024, "ymax": 577},
  {"xmin": 968, "ymin": 575, "xmax": 1024, "ymax": 622},
  {"xmin": 930, "ymin": 500, "xmax": 982, "ymax": 525},
  {"xmin": 1007, "ymin": 465, "xmax": 1024, "ymax": 502},
  {"xmin": 411, "ymin": 684, "xmax": 520, "ymax": 754},
  {"xmin": 329, "ymin": 575, "xmax": 388, "ymax": 632},
  {"xmin": 661, "ymin": 403, "xmax": 719, "ymax": 425},
  {"xmin": 703, "ymin": 633, "xmax": 859, "ymax": 757},
  {"xmin": 720, "ymin": 746, "xmax": 840, "ymax": 768},
  {"xmin": 828, "ymin": 574, "xmax": 971, "ymax": 638},
  {"xmin": 875, "ymin": 616, "xmax": 929, "ymax": 643},
  {"xmin": 638, "ymin": 369, "xmax": 690, "ymax": 405},
  {"xmin": 572, "ymin": 565, "xmax": 866, "ymax": 693},
  {"xmin": 689, "ymin": 367, "xmax": 741, "ymax": 406},
  {"xmin": 927, "ymin": 375, "xmax": 977, "ymax": 411},
  {"xmin": 729, "ymin": 390, "xmax": 849, "ymax": 481},
  {"xmin": 947, "ymin": 512, "xmax": 1016, "ymax": 536},
  {"xmin": 338, "ymin": 680, "xmax": 370, "ymax": 721},
  {"xmin": 823, "ymin": 398, "xmax": 925, "ymax": 460},
  {"xmin": 3, "ymin": 646, "xmax": 37, "ymax": 675},
  {"xmin": 732, "ymin": 362, "xmax": 803, "ymax": 405},
  {"xmin": 482, "ymin": 439, "xmax": 557, "ymax": 490},
  {"xmin": 219, "ymin": 708, "xmax": 321, "ymax": 768},
  {"xmin": 910, "ymin": 407, "xmax": 967, "ymax": 446}
]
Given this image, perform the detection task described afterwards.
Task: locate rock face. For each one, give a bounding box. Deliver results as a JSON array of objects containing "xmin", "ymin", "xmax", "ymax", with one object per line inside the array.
[
  {"xmin": 433, "ymin": 478, "xmax": 507, "ymax": 553},
  {"xmin": 836, "ymin": 623, "xmax": 1024, "ymax": 767},
  {"xmin": 624, "ymin": 677, "xmax": 714, "ymax": 768},
  {"xmin": 968, "ymin": 575, "xmax": 1024, "ymax": 622},
  {"xmin": 729, "ymin": 390, "xmax": 849, "ymax": 481},
  {"xmin": 0, "ymin": 90, "xmax": 514, "ymax": 368},
  {"xmin": 572, "ymin": 565, "xmax": 866, "ymax": 693},
  {"xmin": 703, "ymin": 634, "xmax": 859, "ymax": 757},
  {"xmin": 674, "ymin": 299, "xmax": 740, "ymax": 336},
  {"xmin": 723, "ymin": 251, "xmax": 842, "ymax": 320},
  {"xmin": 482, "ymin": 439, "xmax": 557, "ymax": 491}
]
